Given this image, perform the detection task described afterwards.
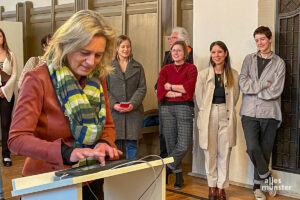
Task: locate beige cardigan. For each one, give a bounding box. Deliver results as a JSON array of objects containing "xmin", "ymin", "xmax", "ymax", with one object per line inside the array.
[
  {"xmin": 1, "ymin": 51, "xmax": 17, "ymax": 102},
  {"xmin": 195, "ymin": 67, "xmax": 239, "ymax": 150}
]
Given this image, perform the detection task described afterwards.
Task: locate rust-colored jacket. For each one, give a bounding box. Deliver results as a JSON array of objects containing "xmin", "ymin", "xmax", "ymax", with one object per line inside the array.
[{"xmin": 8, "ymin": 64, "xmax": 116, "ymax": 176}]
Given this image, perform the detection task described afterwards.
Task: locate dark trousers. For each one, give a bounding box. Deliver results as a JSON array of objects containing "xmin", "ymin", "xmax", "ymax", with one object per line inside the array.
[
  {"xmin": 82, "ymin": 179, "xmax": 104, "ymax": 200},
  {"xmin": 1, "ymin": 94, "xmax": 14, "ymax": 158},
  {"xmin": 241, "ymin": 116, "xmax": 279, "ymax": 183},
  {"xmin": 158, "ymin": 102, "xmax": 168, "ymax": 158}
]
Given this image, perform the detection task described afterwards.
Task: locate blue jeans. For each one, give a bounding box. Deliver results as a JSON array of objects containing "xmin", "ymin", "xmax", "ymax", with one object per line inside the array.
[{"xmin": 125, "ymin": 140, "xmax": 137, "ymax": 159}]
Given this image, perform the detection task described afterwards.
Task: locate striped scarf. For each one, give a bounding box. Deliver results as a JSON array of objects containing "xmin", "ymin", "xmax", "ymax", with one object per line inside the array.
[{"xmin": 48, "ymin": 64, "xmax": 106, "ymax": 148}]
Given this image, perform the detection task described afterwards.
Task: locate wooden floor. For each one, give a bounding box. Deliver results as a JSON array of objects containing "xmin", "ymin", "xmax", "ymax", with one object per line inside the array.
[{"xmin": 0, "ymin": 153, "xmax": 298, "ymax": 200}]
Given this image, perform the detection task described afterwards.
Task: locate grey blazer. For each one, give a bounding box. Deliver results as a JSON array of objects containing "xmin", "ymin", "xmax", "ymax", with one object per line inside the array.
[
  {"xmin": 106, "ymin": 59, "xmax": 147, "ymax": 140},
  {"xmin": 239, "ymin": 52, "xmax": 285, "ymax": 122}
]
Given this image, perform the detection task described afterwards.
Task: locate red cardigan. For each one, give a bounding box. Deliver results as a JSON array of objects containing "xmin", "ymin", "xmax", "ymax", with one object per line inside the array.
[
  {"xmin": 157, "ymin": 62, "xmax": 197, "ymax": 102},
  {"xmin": 8, "ymin": 64, "xmax": 116, "ymax": 176}
]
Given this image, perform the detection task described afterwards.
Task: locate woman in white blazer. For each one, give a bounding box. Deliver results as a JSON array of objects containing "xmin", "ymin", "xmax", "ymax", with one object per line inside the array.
[
  {"xmin": 0, "ymin": 28, "xmax": 17, "ymax": 167},
  {"xmin": 195, "ymin": 41, "xmax": 239, "ymax": 200}
]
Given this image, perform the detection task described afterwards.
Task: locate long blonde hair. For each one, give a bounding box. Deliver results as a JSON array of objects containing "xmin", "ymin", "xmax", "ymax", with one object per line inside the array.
[{"xmin": 44, "ymin": 10, "xmax": 116, "ymax": 77}]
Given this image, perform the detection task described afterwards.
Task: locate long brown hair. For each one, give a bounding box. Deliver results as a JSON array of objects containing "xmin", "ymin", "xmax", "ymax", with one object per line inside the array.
[
  {"xmin": 0, "ymin": 28, "xmax": 11, "ymax": 62},
  {"xmin": 209, "ymin": 41, "xmax": 234, "ymax": 89}
]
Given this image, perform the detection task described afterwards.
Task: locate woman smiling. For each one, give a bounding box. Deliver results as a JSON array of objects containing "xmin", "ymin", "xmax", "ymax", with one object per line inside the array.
[
  {"xmin": 157, "ymin": 40, "xmax": 197, "ymax": 190},
  {"xmin": 195, "ymin": 41, "xmax": 239, "ymax": 200}
]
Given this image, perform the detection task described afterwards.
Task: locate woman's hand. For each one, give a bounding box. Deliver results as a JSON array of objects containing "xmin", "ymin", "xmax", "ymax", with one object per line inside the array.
[
  {"xmin": 165, "ymin": 91, "xmax": 182, "ymax": 98},
  {"xmin": 93, "ymin": 143, "xmax": 123, "ymax": 165},
  {"xmin": 0, "ymin": 88, "xmax": 5, "ymax": 98},
  {"xmin": 113, "ymin": 103, "xmax": 126, "ymax": 112},
  {"xmin": 113, "ymin": 103, "xmax": 133, "ymax": 113},
  {"xmin": 69, "ymin": 148, "xmax": 98, "ymax": 163},
  {"xmin": 120, "ymin": 104, "xmax": 133, "ymax": 113},
  {"xmin": 164, "ymin": 82, "xmax": 172, "ymax": 91}
]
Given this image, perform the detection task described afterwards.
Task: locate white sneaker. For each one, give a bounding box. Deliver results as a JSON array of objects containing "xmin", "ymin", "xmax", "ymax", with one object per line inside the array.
[
  {"xmin": 254, "ymin": 189, "xmax": 266, "ymax": 200},
  {"xmin": 261, "ymin": 176, "xmax": 277, "ymax": 197}
]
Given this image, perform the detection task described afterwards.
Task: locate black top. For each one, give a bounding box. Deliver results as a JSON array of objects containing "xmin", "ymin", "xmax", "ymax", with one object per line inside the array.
[
  {"xmin": 257, "ymin": 56, "xmax": 271, "ymax": 79},
  {"xmin": 212, "ymin": 73, "xmax": 226, "ymax": 104}
]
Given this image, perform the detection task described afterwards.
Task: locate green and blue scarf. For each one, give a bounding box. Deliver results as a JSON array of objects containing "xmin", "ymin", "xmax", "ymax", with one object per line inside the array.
[{"xmin": 48, "ymin": 64, "xmax": 106, "ymax": 148}]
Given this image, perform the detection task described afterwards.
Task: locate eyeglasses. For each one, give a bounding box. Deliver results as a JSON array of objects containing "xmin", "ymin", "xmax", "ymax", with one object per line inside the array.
[
  {"xmin": 171, "ymin": 49, "xmax": 183, "ymax": 53},
  {"xmin": 168, "ymin": 36, "xmax": 178, "ymax": 41}
]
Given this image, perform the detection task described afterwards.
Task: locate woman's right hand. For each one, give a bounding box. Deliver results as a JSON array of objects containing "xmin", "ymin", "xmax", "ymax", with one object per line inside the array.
[{"xmin": 70, "ymin": 148, "xmax": 101, "ymax": 163}]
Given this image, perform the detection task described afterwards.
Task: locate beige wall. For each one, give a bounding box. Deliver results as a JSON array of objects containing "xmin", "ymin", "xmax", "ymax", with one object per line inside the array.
[{"xmin": 192, "ymin": 0, "xmax": 300, "ymax": 198}]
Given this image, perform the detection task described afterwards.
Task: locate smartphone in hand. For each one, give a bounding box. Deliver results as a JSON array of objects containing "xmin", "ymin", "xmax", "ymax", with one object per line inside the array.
[{"xmin": 120, "ymin": 102, "xmax": 130, "ymax": 108}]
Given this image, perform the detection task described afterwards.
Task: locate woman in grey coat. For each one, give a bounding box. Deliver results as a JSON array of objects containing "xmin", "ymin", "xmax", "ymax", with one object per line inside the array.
[{"xmin": 106, "ymin": 35, "xmax": 146, "ymax": 159}]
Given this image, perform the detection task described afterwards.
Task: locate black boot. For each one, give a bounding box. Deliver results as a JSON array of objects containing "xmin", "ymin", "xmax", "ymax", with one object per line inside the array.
[
  {"xmin": 174, "ymin": 172, "xmax": 184, "ymax": 189},
  {"xmin": 166, "ymin": 166, "xmax": 172, "ymax": 184}
]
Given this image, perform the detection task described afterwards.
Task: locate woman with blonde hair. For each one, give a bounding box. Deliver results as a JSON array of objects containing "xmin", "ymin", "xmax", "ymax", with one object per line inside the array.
[
  {"xmin": 195, "ymin": 41, "xmax": 239, "ymax": 199},
  {"xmin": 106, "ymin": 35, "xmax": 146, "ymax": 159},
  {"xmin": 0, "ymin": 28, "xmax": 17, "ymax": 167},
  {"xmin": 8, "ymin": 10, "xmax": 121, "ymax": 199}
]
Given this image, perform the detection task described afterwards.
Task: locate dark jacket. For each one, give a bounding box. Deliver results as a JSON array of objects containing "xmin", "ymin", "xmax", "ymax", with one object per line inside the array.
[{"xmin": 106, "ymin": 59, "xmax": 147, "ymax": 140}]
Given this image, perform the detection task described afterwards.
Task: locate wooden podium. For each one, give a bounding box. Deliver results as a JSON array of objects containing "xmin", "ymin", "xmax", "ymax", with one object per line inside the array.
[{"xmin": 11, "ymin": 157, "xmax": 173, "ymax": 200}]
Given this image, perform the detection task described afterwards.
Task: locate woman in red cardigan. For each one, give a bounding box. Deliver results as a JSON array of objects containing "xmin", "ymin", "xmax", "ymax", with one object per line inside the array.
[{"xmin": 157, "ymin": 40, "xmax": 197, "ymax": 190}]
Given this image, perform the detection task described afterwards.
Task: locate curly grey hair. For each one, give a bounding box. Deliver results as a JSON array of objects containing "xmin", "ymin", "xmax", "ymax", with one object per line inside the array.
[{"xmin": 172, "ymin": 27, "xmax": 191, "ymax": 46}]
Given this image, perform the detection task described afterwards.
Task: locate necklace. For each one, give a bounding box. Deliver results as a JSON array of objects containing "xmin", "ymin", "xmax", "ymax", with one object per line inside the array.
[
  {"xmin": 216, "ymin": 74, "xmax": 221, "ymax": 82},
  {"xmin": 174, "ymin": 64, "xmax": 183, "ymax": 72}
]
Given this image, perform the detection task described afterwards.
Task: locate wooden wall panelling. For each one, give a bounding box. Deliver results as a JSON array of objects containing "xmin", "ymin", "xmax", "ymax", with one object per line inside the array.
[
  {"xmin": 29, "ymin": 5, "xmax": 52, "ymax": 58},
  {"xmin": 75, "ymin": 0, "xmax": 93, "ymax": 11},
  {"xmin": 93, "ymin": 0, "xmax": 123, "ymax": 34},
  {"xmin": 54, "ymin": 3, "xmax": 75, "ymax": 29},
  {"xmin": 0, "ymin": 6, "xmax": 4, "ymax": 21},
  {"xmin": 181, "ymin": 0, "xmax": 193, "ymax": 45},
  {"xmin": 22, "ymin": 2, "xmax": 33, "ymax": 62},
  {"xmin": 126, "ymin": 0, "xmax": 159, "ymax": 111},
  {"xmin": 1, "ymin": 10, "xmax": 16, "ymax": 22}
]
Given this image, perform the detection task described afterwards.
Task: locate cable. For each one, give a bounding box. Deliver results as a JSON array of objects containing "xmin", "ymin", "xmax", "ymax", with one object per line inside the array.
[
  {"xmin": 87, "ymin": 183, "xmax": 99, "ymax": 200},
  {"xmin": 137, "ymin": 155, "xmax": 165, "ymax": 200}
]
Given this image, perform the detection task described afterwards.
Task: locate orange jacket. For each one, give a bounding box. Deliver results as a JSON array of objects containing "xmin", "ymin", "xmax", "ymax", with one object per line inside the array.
[{"xmin": 8, "ymin": 64, "xmax": 116, "ymax": 176}]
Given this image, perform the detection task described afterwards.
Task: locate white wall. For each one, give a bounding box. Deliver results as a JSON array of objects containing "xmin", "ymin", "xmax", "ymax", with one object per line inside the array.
[
  {"xmin": 192, "ymin": 0, "xmax": 300, "ymax": 198},
  {"xmin": 0, "ymin": 0, "xmax": 74, "ymax": 11},
  {"xmin": 192, "ymin": 0, "xmax": 258, "ymax": 185}
]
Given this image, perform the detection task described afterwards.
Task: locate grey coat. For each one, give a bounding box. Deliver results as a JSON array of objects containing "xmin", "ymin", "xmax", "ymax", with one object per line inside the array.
[{"xmin": 106, "ymin": 59, "xmax": 147, "ymax": 140}]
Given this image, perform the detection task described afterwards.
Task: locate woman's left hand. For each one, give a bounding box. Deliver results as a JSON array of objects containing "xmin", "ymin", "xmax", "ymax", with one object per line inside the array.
[
  {"xmin": 93, "ymin": 143, "xmax": 123, "ymax": 165},
  {"xmin": 0, "ymin": 88, "xmax": 4, "ymax": 98}
]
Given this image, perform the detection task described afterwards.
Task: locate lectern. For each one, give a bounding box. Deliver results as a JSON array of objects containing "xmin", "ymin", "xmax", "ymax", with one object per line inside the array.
[{"xmin": 11, "ymin": 157, "xmax": 173, "ymax": 200}]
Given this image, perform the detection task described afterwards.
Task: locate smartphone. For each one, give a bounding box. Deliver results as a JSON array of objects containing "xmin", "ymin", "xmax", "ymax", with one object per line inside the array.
[{"xmin": 120, "ymin": 102, "xmax": 130, "ymax": 108}]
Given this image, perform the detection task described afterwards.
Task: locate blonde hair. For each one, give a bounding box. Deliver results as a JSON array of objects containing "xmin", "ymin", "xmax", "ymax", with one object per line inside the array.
[
  {"xmin": 115, "ymin": 35, "xmax": 133, "ymax": 60},
  {"xmin": 44, "ymin": 10, "xmax": 116, "ymax": 77}
]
